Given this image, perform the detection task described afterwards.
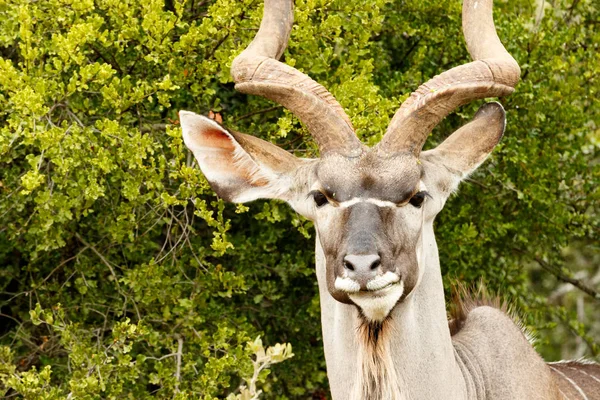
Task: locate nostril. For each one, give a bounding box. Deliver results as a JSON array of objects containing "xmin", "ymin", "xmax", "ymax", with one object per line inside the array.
[
  {"xmin": 343, "ymin": 254, "xmax": 380, "ymax": 273},
  {"xmin": 343, "ymin": 260, "xmax": 355, "ymax": 271},
  {"xmin": 370, "ymin": 259, "xmax": 381, "ymax": 270}
]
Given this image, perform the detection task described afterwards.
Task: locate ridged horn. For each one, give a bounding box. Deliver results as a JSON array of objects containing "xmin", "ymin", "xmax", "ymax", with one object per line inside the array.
[
  {"xmin": 376, "ymin": 0, "xmax": 520, "ymax": 156},
  {"xmin": 231, "ymin": 0, "xmax": 364, "ymax": 157}
]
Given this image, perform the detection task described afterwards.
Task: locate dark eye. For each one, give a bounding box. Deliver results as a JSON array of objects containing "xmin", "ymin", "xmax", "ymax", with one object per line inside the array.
[
  {"xmin": 312, "ymin": 191, "xmax": 329, "ymax": 207},
  {"xmin": 409, "ymin": 191, "xmax": 428, "ymax": 208}
]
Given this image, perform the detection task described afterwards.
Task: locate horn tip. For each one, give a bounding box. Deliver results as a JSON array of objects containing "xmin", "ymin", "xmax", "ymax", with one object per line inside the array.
[
  {"xmin": 474, "ymin": 101, "xmax": 507, "ymax": 142},
  {"xmin": 474, "ymin": 101, "xmax": 505, "ymax": 120}
]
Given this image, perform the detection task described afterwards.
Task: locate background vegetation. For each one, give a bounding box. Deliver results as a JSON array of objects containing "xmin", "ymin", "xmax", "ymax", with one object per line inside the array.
[{"xmin": 0, "ymin": 0, "xmax": 598, "ymax": 398}]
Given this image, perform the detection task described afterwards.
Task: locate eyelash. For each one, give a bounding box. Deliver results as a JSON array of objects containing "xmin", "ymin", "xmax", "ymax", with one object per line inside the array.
[
  {"xmin": 408, "ymin": 191, "xmax": 430, "ymax": 208},
  {"xmin": 310, "ymin": 191, "xmax": 329, "ymax": 207}
]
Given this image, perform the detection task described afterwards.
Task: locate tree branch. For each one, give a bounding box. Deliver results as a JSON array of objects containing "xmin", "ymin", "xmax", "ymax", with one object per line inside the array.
[
  {"xmin": 234, "ymin": 106, "xmax": 283, "ymax": 122},
  {"xmin": 513, "ymin": 247, "xmax": 600, "ymax": 301},
  {"xmin": 74, "ymin": 234, "xmax": 142, "ymax": 320},
  {"xmin": 75, "ymin": 233, "xmax": 122, "ymax": 293},
  {"xmin": 174, "ymin": 335, "xmax": 184, "ymax": 395},
  {"xmin": 533, "ymin": 256, "xmax": 600, "ymax": 301}
]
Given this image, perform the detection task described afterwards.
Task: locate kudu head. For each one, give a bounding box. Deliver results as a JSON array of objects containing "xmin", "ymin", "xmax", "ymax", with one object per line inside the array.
[{"xmin": 180, "ymin": 0, "xmax": 520, "ymax": 322}]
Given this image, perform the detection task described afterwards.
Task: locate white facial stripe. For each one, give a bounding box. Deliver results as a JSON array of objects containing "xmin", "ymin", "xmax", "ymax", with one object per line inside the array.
[
  {"xmin": 334, "ymin": 277, "xmax": 361, "ymax": 293},
  {"xmin": 323, "ymin": 181, "xmax": 428, "ymax": 209},
  {"xmin": 366, "ymin": 272, "xmax": 400, "ymax": 291},
  {"xmin": 336, "ymin": 197, "xmax": 362, "ymax": 208},
  {"xmin": 337, "ymin": 198, "xmax": 397, "ymax": 208},
  {"xmin": 349, "ymin": 282, "xmax": 404, "ymax": 322},
  {"xmin": 365, "ymin": 198, "xmax": 398, "ymax": 208}
]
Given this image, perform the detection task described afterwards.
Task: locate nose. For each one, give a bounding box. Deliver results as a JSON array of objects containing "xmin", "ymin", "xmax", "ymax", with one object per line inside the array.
[{"xmin": 343, "ymin": 254, "xmax": 381, "ymax": 288}]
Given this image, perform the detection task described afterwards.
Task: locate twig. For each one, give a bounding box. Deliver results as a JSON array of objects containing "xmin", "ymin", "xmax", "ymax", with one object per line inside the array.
[
  {"xmin": 39, "ymin": 245, "xmax": 90, "ymax": 285},
  {"xmin": 205, "ymin": 32, "xmax": 230, "ymax": 60},
  {"xmin": 74, "ymin": 233, "xmax": 141, "ymax": 321},
  {"xmin": 513, "ymin": 247, "xmax": 600, "ymax": 301},
  {"xmin": 533, "ymin": 256, "xmax": 600, "ymax": 301},
  {"xmin": 464, "ymin": 177, "xmax": 489, "ymax": 189},
  {"xmin": 140, "ymin": 123, "xmax": 168, "ymax": 133},
  {"xmin": 565, "ymin": 0, "xmax": 580, "ymax": 24},
  {"xmin": 145, "ymin": 353, "xmax": 177, "ymax": 361},
  {"xmin": 75, "ymin": 233, "xmax": 123, "ymax": 294},
  {"xmin": 234, "ymin": 106, "xmax": 283, "ymax": 122},
  {"xmin": 90, "ymin": 44, "xmax": 123, "ymax": 74},
  {"xmin": 174, "ymin": 335, "xmax": 184, "ymax": 395}
]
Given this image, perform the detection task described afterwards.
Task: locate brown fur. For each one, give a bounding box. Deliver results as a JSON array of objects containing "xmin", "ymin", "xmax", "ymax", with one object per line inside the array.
[
  {"xmin": 549, "ymin": 361, "xmax": 600, "ymax": 399},
  {"xmin": 353, "ymin": 318, "xmax": 405, "ymax": 400}
]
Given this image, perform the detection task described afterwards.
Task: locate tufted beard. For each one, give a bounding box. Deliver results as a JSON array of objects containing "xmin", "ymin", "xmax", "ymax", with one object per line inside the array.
[{"xmin": 351, "ymin": 315, "xmax": 407, "ymax": 400}]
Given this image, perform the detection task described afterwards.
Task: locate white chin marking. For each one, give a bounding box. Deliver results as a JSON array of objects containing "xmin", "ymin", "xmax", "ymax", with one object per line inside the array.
[
  {"xmin": 334, "ymin": 277, "xmax": 361, "ymax": 293},
  {"xmin": 349, "ymin": 282, "xmax": 404, "ymax": 322}
]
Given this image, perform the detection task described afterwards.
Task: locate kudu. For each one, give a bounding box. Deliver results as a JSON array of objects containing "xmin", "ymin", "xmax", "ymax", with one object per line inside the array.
[{"xmin": 179, "ymin": 0, "xmax": 600, "ymax": 398}]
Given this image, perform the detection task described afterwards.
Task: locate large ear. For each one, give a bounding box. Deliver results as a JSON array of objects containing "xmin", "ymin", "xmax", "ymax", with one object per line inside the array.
[
  {"xmin": 421, "ymin": 102, "xmax": 505, "ymax": 191},
  {"xmin": 179, "ymin": 111, "xmax": 302, "ymax": 203}
]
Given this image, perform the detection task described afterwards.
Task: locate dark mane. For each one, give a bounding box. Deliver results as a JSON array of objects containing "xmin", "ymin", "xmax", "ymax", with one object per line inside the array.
[
  {"xmin": 448, "ymin": 284, "xmax": 509, "ymax": 336},
  {"xmin": 357, "ymin": 316, "xmax": 388, "ymax": 349},
  {"xmin": 354, "ymin": 316, "xmax": 402, "ymax": 400}
]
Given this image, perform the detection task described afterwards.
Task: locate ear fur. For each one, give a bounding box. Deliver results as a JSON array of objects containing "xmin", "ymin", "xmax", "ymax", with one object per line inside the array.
[
  {"xmin": 421, "ymin": 102, "xmax": 505, "ymax": 193},
  {"xmin": 179, "ymin": 111, "xmax": 301, "ymax": 203}
]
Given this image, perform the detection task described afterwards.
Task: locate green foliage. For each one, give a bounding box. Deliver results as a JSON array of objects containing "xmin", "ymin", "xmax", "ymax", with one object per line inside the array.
[{"xmin": 0, "ymin": 0, "xmax": 598, "ymax": 398}]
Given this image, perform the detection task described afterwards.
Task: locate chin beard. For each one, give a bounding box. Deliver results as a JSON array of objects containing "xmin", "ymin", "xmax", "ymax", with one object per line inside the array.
[{"xmin": 349, "ymin": 281, "xmax": 404, "ymax": 322}]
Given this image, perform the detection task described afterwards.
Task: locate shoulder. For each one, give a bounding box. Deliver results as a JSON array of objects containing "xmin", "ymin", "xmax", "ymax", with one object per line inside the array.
[
  {"xmin": 451, "ymin": 305, "xmax": 561, "ymax": 400},
  {"xmin": 451, "ymin": 304, "xmax": 534, "ymax": 357}
]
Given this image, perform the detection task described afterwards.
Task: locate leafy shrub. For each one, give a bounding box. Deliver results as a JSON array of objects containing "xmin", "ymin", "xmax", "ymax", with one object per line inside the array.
[{"xmin": 0, "ymin": 0, "xmax": 598, "ymax": 398}]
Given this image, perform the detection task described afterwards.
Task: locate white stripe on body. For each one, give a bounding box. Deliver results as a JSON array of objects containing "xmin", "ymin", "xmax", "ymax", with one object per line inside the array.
[
  {"xmin": 550, "ymin": 366, "xmax": 588, "ymax": 400},
  {"xmin": 566, "ymin": 366, "xmax": 600, "ymax": 384}
]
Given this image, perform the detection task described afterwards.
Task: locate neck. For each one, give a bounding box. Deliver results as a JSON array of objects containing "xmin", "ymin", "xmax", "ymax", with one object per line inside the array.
[{"xmin": 315, "ymin": 224, "xmax": 468, "ymax": 400}]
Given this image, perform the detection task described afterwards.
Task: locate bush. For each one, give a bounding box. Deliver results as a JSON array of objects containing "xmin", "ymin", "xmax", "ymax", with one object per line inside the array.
[{"xmin": 0, "ymin": 0, "xmax": 598, "ymax": 398}]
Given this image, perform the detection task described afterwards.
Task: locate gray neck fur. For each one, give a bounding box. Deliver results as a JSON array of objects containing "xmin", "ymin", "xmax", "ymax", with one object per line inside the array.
[{"xmin": 315, "ymin": 222, "xmax": 468, "ymax": 400}]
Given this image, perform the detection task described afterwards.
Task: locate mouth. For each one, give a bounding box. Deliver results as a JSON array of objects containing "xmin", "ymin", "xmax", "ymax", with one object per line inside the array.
[
  {"xmin": 349, "ymin": 281, "xmax": 405, "ymax": 322},
  {"xmin": 366, "ymin": 272, "xmax": 401, "ymax": 292},
  {"xmin": 367, "ymin": 282, "xmax": 395, "ymax": 293},
  {"xmin": 333, "ymin": 271, "xmax": 404, "ymax": 322},
  {"xmin": 349, "ymin": 281, "xmax": 402, "ymax": 298},
  {"xmin": 334, "ymin": 271, "xmax": 400, "ymax": 294}
]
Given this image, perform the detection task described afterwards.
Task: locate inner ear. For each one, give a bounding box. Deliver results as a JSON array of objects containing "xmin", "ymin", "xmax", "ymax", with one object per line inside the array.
[
  {"xmin": 422, "ymin": 102, "xmax": 506, "ymax": 179},
  {"xmin": 179, "ymin": 111, "xmax": 302, "ymax": 203}
]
